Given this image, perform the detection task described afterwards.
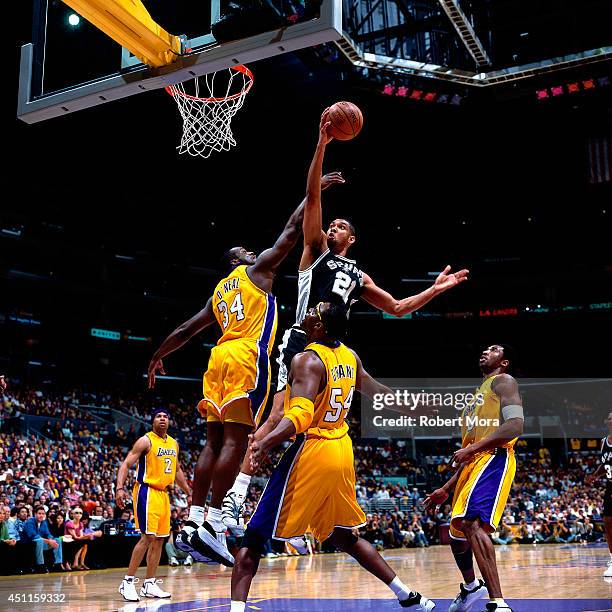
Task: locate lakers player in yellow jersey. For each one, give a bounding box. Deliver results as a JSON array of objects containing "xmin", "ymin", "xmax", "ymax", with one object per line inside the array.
[
  {"xmin": 147, "ymin": 162, "xmax": 343, "ymax": 567},
  {"xmin": 424, "ymin": 345, "xmax": 524, "ymax": 612},
  {"xmin": 230, "ymin": 302, "xmax": 435, "ymax": 612},
  {"xmin": 115, "ymin": 408, "xmax": 190, "ymax": 602}
]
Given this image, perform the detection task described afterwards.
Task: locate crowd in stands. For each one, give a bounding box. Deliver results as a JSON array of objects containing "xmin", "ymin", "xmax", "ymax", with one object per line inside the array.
[{"xmin": 0, "ymin": 382, "xmax": 608, "ymax": 574}]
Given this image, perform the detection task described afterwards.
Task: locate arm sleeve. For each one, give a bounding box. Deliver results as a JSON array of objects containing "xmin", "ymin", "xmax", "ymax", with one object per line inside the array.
[
  {"xmin": 285, "ymin": 396, "xmax": 315, "ymax": 434},
  {"xmin": 501, "ymin": 404, "xmax": 524, "ymax": 421}
]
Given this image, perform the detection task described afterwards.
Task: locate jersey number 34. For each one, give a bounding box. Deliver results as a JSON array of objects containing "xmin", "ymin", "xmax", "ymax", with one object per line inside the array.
[{"xmin": 218, "ymin": 293, "xmax": 245, "ymax": 328}]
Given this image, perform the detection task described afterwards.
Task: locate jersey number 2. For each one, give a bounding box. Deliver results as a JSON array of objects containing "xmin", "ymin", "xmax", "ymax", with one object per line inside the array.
[
  {"xmin": 332, "ymin": 272, "xmax": 357, "ymax": 304},
  {"xmin": 164, "ymin": 458, "xmax": 173, "ymax": 474},
  {"xmin": 217, "ymin": 293, "xmax": 245, "ymax": 328},
  {"xmin": 323, "ymin": 386, "xmax": 355, "ymax": 423}
]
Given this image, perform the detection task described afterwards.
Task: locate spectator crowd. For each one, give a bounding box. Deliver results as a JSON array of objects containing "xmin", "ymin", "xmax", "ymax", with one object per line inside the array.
[{"xmin": 0, "ymin": 383, "xmax": 608, "ymax": 574}]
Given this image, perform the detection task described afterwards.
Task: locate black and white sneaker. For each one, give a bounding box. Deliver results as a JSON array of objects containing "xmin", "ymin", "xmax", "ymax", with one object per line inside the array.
[
  {"xmin": 288, "ymin": 536, "xmax": 310, "ymax": 555},
  {"xmin": 175, "ymin": 520, "xmax": 198, "ymax": 554},
  {"xmin": 221, "ymin": 490, "xmax": 246, "ymax": 536},
  {"xmin": 448, "ymin": 579, "xmax": 488, "ymax": 612},
  {"xmin": 189, "ymin": 521, "xmax": 235, "ymax": 567},
  {"xmin": 399, "ymin": 591, "xmax": 436, "ymax": 611},
  {"xmin": 482, "ymin": 603, "xmax": 512, "ymax": 612}
]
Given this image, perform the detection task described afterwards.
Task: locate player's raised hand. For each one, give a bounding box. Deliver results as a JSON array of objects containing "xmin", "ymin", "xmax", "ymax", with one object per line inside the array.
[
  {"xmin": 147, "ymin": 357, "xmax": 165, "ymax": 389},
  {"xmin": 319, "ymin": 109, "xmax": 333, "ymax": 146},
  {"xmin": 433, "ymin": 265, "xmax": 469, "ymax": 293},
  {"xmin": 423, "ymin": 488, "xmax": 448, "ymax": 510},
  {"xmin": 321, "ymin": 171, "xmax": 345, "ymax": 191}
]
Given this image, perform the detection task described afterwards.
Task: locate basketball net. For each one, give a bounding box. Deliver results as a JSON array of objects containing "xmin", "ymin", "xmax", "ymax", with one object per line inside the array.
[{"xmin": 166, "ymin": 65, "xmax": 254, "ymax": 158}]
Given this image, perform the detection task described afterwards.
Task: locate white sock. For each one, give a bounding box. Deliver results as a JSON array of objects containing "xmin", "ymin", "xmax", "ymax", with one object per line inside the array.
[
  {"xmin": 144, "ymin": 577, "xmax": 155, "ymax": 583},
  {"xmin": 609, "ymin": 552, "xmax": 612, "ymax": 561},
  {"xmin": 492, "ymin": 599, "xmax": 507, "ymax": 606},
  {"xmin": 464, "ymin": 579, "xmax": 479, "ymax": 590},
  {"xmin": 231, "ymin": 472, "xmax": 252, "ymax": 498},
  {"xmin": 388, "ymin": 576, "xmax": 414, "ymax": 601},
  {"xmin": 207, "ymin": 506, "xmax": 224, "ymax": 532},
  {"xmin": 230, "ymin": 602, "xmax": 246, "ymax": 612},
  {"xmin": 188, "ymin": 505, "xmax": 206, "ymax": 526},
  {"xmin": 124, "ymin": 575, "xmax": 135, "ymax": 582}
]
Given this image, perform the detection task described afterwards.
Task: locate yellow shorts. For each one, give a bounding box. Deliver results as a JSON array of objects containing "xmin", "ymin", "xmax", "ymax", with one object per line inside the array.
[
  {"xmin": 247, "ymin": 433, "xmax": 366, "ymax": 542},
  {"xmin": 201, "ymin": 339, "xmax": 271, "ymax": 427},
  {"xmin": 449, "ymin": 448, "xmax": 516, "ymax": 540},
  {"xmin": 133, "ymin": 482, "xmax": 170, "ymax": 538}
]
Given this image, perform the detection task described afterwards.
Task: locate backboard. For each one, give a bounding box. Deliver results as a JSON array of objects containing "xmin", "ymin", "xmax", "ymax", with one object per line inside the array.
[{"xmin": 17, "ymin": 0, "xmax": 342, "ymax": 123}]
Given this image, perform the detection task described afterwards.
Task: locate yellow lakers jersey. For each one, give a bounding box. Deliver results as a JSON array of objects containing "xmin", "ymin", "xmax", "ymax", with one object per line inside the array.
[
  {"xmin": 285, "ymin": 341, "xmax": 356, "ymax": 439},
  {"xmin": 136, "ymin": 431, "xmax": 178, "ymax": 490},
  {"xmin": 212, "ymin": 265, "xmax": 278, "ymax": 351},
  {"xmin": 461, "ymin": 375, "xmax": 517, "ymax": 452}
]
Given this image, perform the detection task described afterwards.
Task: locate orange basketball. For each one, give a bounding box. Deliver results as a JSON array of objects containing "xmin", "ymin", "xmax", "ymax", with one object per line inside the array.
[{"xmin": 327, "ymin": 101, "xmax": 363, "ymax": 141}]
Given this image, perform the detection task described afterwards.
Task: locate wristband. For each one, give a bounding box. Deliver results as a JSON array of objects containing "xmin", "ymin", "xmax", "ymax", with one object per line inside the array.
[{"xmin": 285, "ymin": 396, "xmax": 315, "ymax": 434}]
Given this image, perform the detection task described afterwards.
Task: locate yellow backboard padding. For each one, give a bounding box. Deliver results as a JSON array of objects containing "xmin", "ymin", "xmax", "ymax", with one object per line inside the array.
[{"xmin": 61, "ymin": 0, "xmax": 182, "ymax": 68}]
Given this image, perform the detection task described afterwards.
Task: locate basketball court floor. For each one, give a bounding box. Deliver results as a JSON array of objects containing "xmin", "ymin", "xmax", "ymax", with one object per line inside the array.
[{"xmin": 1, "ymin": 544, "xmax": 611, "ymax": 611}]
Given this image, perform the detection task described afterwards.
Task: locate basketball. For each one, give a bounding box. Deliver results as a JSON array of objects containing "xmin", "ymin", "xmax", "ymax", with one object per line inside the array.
[{"xmin": 327, "ymin": 101, "xmax": 363, "ymax": 141}]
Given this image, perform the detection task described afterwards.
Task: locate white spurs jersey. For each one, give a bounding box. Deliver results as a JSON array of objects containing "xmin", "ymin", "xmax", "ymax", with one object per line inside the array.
[{"xmin": 295, "ymin": 250, "xmax": 364, "ymax": 325}]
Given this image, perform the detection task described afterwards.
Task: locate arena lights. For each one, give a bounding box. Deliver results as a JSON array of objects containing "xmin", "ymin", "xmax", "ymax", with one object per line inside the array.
[
  {"xmin": 378, "ymin": 301, "xmax": 612, "ymax": 321},
  {"xmin": 535, "ymin": 75, "xmax": 610, "ymax": 101},
  {"xmin": 479, "ymin": 308, "xmax": 518, "ymax": 317},
  {"xmin": 381, "ymin": 84, "xmax": 463, "ymax": 105},
  {"xmin": 8, "ymin": 314, "xmax": 41, "ymax": 326}
]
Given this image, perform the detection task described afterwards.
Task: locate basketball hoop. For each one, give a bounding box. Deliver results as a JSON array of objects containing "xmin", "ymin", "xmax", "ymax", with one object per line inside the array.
[{"xmin": 166, "ymin": 65, "xmax": 254, "ymax": 158}]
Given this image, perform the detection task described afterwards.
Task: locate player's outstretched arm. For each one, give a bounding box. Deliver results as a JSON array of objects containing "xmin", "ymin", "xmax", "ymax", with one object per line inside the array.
[
  {"xmin": 352, "ymin": 349, "xmax": 431, "ymax": 417},
  {"xmin": 250, "ymin": 352, "xmax": 323, "ymax": 470},
  {"xmin": 352, "ymin": 349, "xmax": 392, "ymax": 398},
  {"xmin": 361, "ymin": 265, "xmax": 469, "ymax": 317},
  {"xmin": 249, "ymin": 168, "xmax": 345, "ymax": 287},
  {"xmin": 248, "ymin": 201, "xmax": 306, "ymax": 288},
  {"xmin": 451, "ymin": 374, "xmax": 524, "ymax": 465},
  {"xmin": 148, "ymin": 298, "xmax": 215, "ymax": 388},
  {"xmin": 302, "ymin": 111, "xmax": 338, "ymax": 258},
  {"xmin": 116, "ymin": 435, "xmax": 151, "ymax": 508}
]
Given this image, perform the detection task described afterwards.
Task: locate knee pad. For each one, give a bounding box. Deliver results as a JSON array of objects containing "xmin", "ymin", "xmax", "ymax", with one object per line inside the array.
[{"xmin": 241, "ymin": 527, "xmax": 268, "ymax": 555}]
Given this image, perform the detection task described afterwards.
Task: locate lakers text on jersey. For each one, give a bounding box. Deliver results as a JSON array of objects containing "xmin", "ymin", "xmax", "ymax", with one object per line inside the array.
[
  {"xmin": 132, "ymin": 431, "xmax": 178, "ymax": 537},
  {"xmin": 202, "ymin": 265, "xmax": 278, "ymax": 426},
  {"xmin": 450, "ymin": 375, "xmax": 517, "ymax": 540},
  {"xmin": 245, "ymin": 341, "xmax": 366, "ymax": 544}
]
